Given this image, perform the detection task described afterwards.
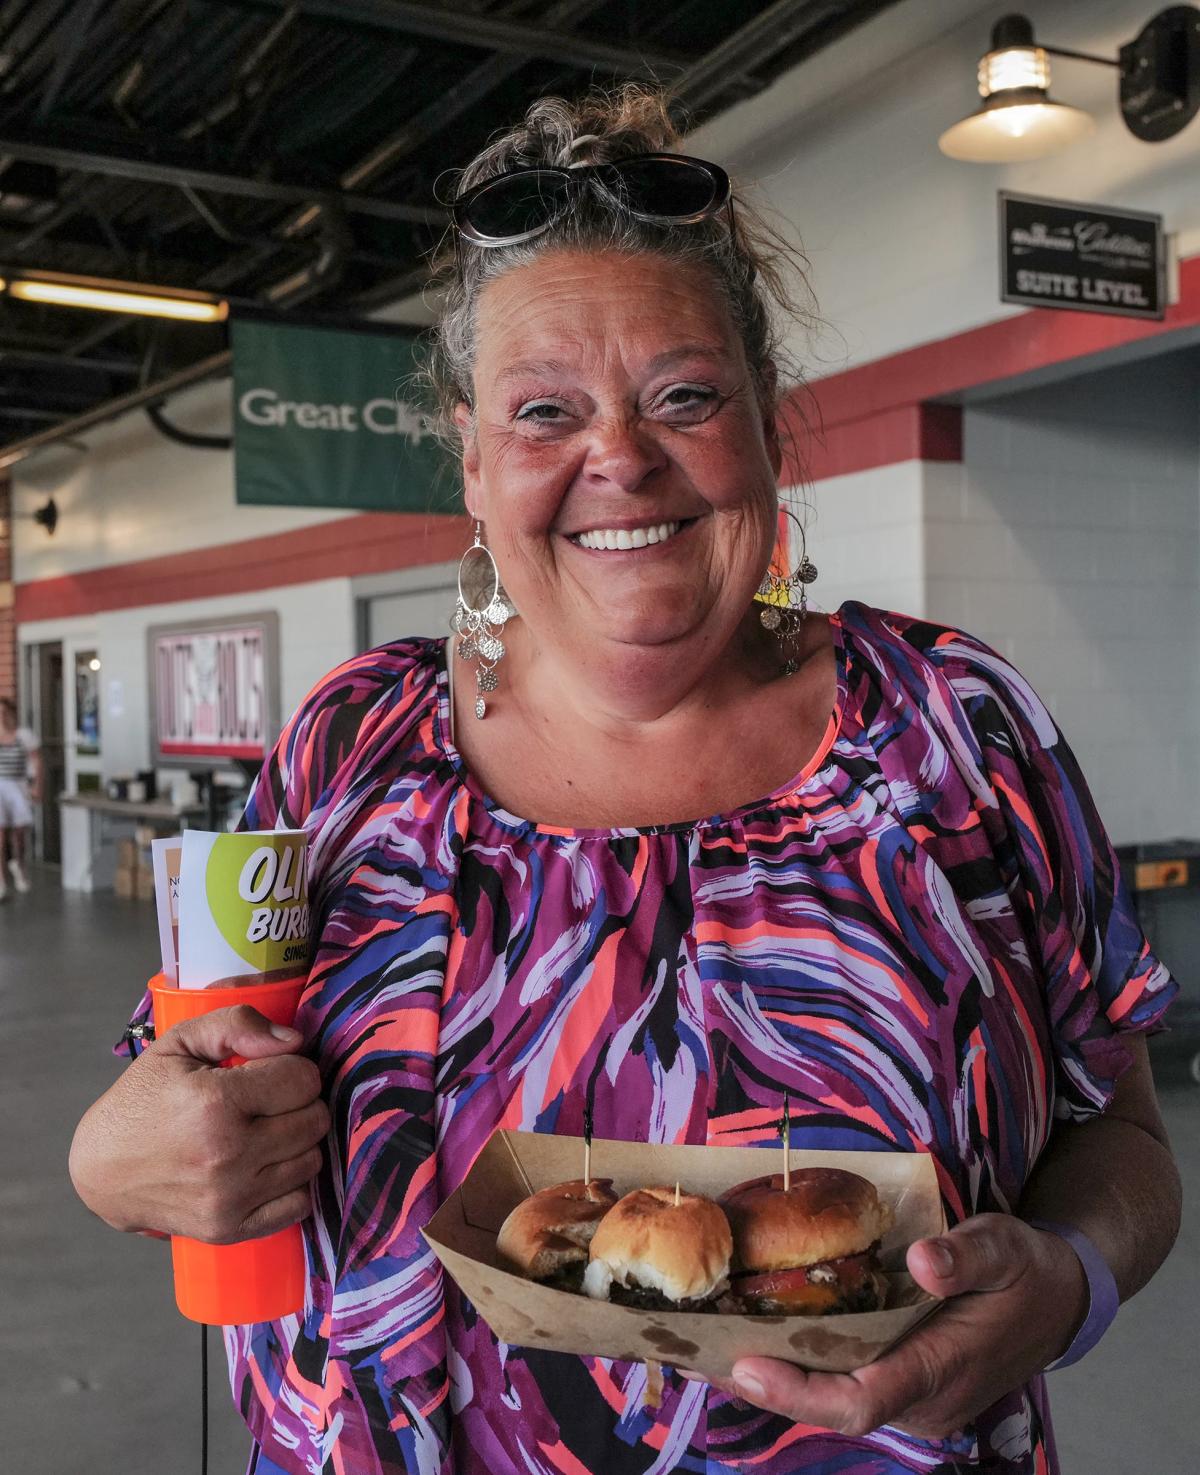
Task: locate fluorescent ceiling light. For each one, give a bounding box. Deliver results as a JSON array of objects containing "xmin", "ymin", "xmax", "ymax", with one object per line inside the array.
[{"xmin": 7, "ymin": 276, "xmax": 227, "ymax": 322}]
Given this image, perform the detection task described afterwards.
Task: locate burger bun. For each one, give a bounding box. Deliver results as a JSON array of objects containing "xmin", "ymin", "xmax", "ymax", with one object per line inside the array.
[
  {"xmin": 723, "ymin": 1168, "xmax": 892, "ymax": 1273},
  {"xmin": 497, "ymin": 1178, "xmax": 618, "ymax": 1283},
  {"xmin": 584, "ymin": 1186, "xmax": 732, "ymax": 1304}
]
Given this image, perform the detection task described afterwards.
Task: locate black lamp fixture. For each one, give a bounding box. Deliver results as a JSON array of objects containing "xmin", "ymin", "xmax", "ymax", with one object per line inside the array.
[
  {"xmin": 939, "ymin": 7, "xmax": 1200, "ymax": 162},
  {"xmin": 12, "ymin": 496, "xmax": 58, "ymax": 536},
  {"xmin": 33, "ymin": 497, "xmax": 57, "ymax": 536}
]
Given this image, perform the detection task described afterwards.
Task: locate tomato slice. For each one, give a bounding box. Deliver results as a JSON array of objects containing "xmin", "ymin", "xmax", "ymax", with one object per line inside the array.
[
  {"xmin": 733, "ymin": 1265, "xmax": 817, "ymax": 1298},
  {"xmin": 733, "ymin": 1251, "xmax": 875, "ymax": 1312}
]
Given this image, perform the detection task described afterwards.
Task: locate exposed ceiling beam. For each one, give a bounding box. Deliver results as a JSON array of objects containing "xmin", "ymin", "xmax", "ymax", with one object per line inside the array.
[
  {"xmin": 0, "ymin": 346, "xmax": 140, "ymax": 375},
  {"xmin": 0, "ymin": 126, "xmax": 441, "ymax": 225},
  {"xmin": 350, "ymin": 264, "xmax": 431, "ymax": 312},
  {"xmin": 36, "ymin": 0, "xmax": 107, "ymax": 120},
  {"xmin": 0, "ymin": 406, "xmax": 71, "ymax": 423},
  {"xmin": 341, "ymin": 0, "xmax": 613, "ymax": 194},
  {"xmin": 215, "ymin": 0, "xmax": 693, "ymax": 75},
  {"xmin": 0, "ymin": 349, "xmax": 232, "ymax": 469},
  {"xmin": 216, "ymin": 0, "xmax": 607, "ymax": 290}
]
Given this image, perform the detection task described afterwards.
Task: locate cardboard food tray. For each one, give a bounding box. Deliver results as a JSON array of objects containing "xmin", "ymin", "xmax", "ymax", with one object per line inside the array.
[{"xmin": 423, "ymin": 1132, "xmax": 945, "ymax": 1380}]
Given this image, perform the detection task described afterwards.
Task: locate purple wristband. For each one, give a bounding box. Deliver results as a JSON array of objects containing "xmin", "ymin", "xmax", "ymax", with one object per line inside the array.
[{"xmin": 1027, "ymin": 1219, "xmax": 1119, "ymax": 1370}]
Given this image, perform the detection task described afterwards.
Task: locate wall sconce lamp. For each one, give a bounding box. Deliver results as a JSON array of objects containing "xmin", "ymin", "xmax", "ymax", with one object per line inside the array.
[
  {"xmin": 939, "ymin": 7, "xmax": 1200, "ymax": 162},
  {"xmin": 13, "ymin": 496, "xmax": 58, "ymax": 536}
]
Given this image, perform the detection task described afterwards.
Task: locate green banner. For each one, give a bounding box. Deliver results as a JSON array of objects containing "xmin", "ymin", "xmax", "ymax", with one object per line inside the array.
[{"xmin": 232, "ymin": 317, "xmax": 456, "ymax": 512}]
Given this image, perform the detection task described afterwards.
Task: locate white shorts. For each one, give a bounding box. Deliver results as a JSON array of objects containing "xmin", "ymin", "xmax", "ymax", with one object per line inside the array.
[{"xmin": 0, "ymin": 778, "xmax": 33, "ymax": 827}]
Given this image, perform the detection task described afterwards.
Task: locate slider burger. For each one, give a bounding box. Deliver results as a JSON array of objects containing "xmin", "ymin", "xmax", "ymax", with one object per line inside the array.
[
  {"xmin": 722, "ymin": 1168, "xmax": 893, "ymax": 1315},
  {"xmin": 497, "ymin": 1178, "xmax": 618, "ymax": 1294},
  {"xmin": 583, "ymin": 1186, "xmax": 733, "ymax": 1313}
]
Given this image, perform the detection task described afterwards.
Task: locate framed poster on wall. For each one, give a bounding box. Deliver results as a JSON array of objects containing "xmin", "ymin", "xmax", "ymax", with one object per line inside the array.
[{"xmin": 148, "ymin": 612, "xmax": 280, "ymax": 768}]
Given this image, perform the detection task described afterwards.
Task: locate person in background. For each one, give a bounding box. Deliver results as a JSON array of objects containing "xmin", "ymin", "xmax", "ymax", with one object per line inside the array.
[{"xmin": 0, "ymin": 695, "xmax": 41, "ymax": 898}]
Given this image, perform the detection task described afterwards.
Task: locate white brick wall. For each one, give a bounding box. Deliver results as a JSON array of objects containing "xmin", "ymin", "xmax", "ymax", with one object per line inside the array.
[
  {"xmin": 924, "ymin": 357, "xmax": 1200, "ymax": 843},
  {"xmin": 797, "ymin": 460, "xmax": 926, "ymax": 621}
]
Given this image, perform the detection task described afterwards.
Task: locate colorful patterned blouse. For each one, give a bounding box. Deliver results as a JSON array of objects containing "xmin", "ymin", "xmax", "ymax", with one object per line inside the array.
[{"xmin": 125, "ymin": 600, "xmax": 1175, "ymax": 1475}]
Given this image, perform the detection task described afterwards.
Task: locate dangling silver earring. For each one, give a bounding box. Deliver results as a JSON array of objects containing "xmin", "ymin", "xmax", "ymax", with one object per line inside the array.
[
  {"xmin": 453, "ymin": 522, "xmax": 512, "ymax": 718},
  {"xmin": 757, "ymin": 524, "xmax": 818, "ymax": 675}
]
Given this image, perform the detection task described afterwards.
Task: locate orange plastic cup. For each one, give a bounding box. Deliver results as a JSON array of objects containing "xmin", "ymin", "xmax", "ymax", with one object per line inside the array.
[{"xmin": 149, "ymin": 972, "xmax": 309, "ymax": 1324}]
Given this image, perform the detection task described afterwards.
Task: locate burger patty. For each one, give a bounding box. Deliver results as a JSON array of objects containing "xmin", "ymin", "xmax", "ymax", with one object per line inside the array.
[
  {"xmin": 535, "ymin": 1261, "xmax": 587, "ymax": 1295},
  {"xmin": 608, "ymin": 1283, "xmax": 720, "ymax": 1313}
]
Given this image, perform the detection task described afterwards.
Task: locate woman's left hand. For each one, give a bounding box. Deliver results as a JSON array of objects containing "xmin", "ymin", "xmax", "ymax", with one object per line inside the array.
[{"xmin": 702, "ymin": 1215, "xmax": 1089, "ymax": 1440}]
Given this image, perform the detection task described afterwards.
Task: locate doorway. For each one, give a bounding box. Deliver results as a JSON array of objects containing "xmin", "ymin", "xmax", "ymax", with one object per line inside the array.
[
  {"xmin": 23, "ymin": 641, "xmax": 64, "ymax": 863},
  {"xmin": 356, "ymin": 564, "xmax": 458, "ymax": 651}
]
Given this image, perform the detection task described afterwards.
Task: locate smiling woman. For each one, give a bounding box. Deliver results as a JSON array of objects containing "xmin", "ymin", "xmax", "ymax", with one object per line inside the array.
[{"xmin": 70, "ymin": 83, "xmax": 1181, "ymax": 1475}]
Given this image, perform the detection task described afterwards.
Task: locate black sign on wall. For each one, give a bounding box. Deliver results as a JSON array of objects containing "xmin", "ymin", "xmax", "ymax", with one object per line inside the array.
[{"xmin": 999, "ymin": 192, "xmax": 1164, "ymax": 321}]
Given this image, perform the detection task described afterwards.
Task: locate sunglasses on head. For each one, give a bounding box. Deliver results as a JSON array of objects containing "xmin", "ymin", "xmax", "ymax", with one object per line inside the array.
[{"xmin": 451, "ymin": 152, "xmax": 732, "ymax": 247}]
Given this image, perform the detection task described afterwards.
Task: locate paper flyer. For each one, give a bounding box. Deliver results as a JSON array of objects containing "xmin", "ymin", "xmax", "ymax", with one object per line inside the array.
[
  {"xmin": 176, "ymin": 830, "xmax": 310, "ymax": 989},
  {"xmin": 151, "ymin": 837, "xmax": 183, "ymax": 981}
]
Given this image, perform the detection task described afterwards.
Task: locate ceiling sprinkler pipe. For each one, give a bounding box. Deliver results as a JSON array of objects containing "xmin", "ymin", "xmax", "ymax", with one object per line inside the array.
[{"xmin": 145, "ymin": 400, "xmax": 232, "ymax": 451}]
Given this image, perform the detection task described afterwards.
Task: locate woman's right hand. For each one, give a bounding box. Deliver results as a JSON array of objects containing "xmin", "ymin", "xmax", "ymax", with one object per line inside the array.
[{"xmin": 69, "ymin": 1006, "xmax": 330, "ymax": 1244}]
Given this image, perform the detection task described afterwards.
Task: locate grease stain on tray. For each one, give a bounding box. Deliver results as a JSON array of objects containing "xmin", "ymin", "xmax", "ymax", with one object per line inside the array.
[{"xmin": 641, "ymin": 1327, "xmax": 700, "ymax": 1359}]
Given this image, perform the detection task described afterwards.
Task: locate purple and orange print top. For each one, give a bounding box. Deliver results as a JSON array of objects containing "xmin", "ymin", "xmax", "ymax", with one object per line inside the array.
[{"xmin": 124, "ymin": 601, "xmax": 1175, "ymax": 1474}]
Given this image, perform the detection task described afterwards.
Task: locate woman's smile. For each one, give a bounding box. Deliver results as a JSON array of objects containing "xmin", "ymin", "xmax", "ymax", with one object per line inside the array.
[{"xmin": 566, "ymin": 516, "xmax": 696, "ymax": 552}]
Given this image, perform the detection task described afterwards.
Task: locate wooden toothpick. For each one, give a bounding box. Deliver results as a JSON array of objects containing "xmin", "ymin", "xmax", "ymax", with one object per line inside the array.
[
  {"xmin": 780, "ymin": 1090, "xmax": 791, "ymax": 1193},
  {"xmin": 583, "ymin": 1100, "xmax": 594, "ymax": 1187}
]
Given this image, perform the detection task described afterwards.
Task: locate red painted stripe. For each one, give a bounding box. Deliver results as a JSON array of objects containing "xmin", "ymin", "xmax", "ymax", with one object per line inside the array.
[
  {"xmin": 794, "ymin": 402, "xmax": 963, "ymax": 482},
  {"xmin": 160, "ymin": 741, "xmax": 264, "ymax": 759},
  {"xmin": 15, "ymin": 510, "xmax": 470, "ymax": 623}
]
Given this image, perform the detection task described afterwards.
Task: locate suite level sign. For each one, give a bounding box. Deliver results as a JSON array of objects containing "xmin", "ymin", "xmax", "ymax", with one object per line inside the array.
[{"xmin": 999, "ymin": 192, "xmax": 1164, "ymax": 320}]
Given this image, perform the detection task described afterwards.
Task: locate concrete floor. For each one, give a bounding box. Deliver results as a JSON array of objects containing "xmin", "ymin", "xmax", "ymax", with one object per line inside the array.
[{"xmin": 2, "ymin": 871, "xmax": 1196, "ymax": 1475}]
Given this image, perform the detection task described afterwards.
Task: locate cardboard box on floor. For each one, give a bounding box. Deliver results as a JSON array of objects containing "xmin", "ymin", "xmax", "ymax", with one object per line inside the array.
[
  {"xmin": 115, "ymin": 863, "xmax": 155, "ymax": 901},
  {"xmin": 424, "ymin": 1132, "xmax": 945, "ymax": 1381}
]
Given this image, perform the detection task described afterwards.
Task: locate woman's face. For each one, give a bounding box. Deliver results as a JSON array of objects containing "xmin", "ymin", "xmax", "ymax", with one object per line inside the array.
[{"xmin": 459, "ymin": 249, "xmax": 781, "ymax": 674}]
